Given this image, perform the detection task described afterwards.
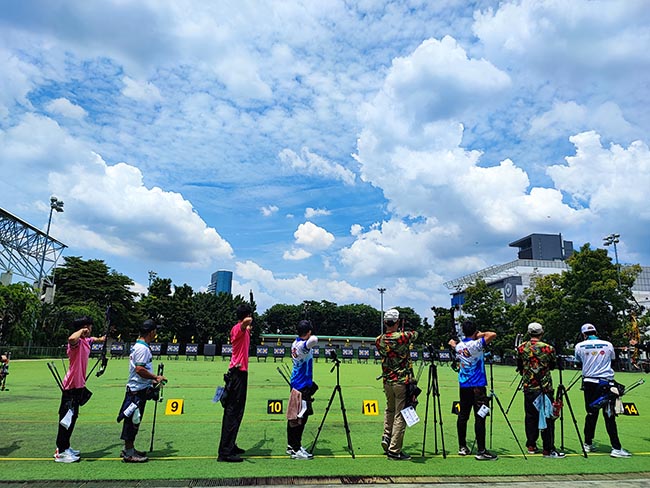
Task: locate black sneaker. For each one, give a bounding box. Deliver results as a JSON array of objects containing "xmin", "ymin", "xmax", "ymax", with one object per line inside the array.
[
  {"xmin": 458, "ymin": 446, "xmax": 471, "ymax": 456},
  {"xmin": 381, "ymin": 436, "xmax": 390, "ymax": 453},
  {"xmin": 233, "ymin": 445, "xmax": 245, "ymax": 455},
  {"xmin": 543, "ymin": 449, "xmax": 566, "ymax": 459},
  {"xmin": 120, "ymin": 448, "xmax": 147, "ymax": 458},
  {"xmin": 217, "ymin": 454, "xmax": 244, "ymax": 463},
  {"xmin": 475, "ymin": 450, "xmax": 498, "ymax": 461},
  {"xmin": 122, "ymin": 453, "xmax": 148, "ymax": 463},
  {"xmin": 387, "ymin": 451, "xmax": 411, "ymax": 461}
]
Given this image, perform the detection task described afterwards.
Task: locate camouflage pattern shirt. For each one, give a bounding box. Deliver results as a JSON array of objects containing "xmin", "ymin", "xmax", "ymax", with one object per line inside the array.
[
  {"xmin": 516, "ymin": 338, "xmax": 556, "ymax": 393},
  {"xmin": 376, "ymin": 330, "xmax": 418, "ymax": 385}
]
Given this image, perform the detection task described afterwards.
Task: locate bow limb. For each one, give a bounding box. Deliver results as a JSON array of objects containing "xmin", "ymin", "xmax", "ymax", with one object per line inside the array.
[{"xmin": 86, "ymin": 305, "xmax": 112, "ymax": 380}]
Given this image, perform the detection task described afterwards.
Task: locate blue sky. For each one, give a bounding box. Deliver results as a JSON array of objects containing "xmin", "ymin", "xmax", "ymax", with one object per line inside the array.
[{"xmin": 1, "ymin": 0, "xmax": 649, "ymax": 322}]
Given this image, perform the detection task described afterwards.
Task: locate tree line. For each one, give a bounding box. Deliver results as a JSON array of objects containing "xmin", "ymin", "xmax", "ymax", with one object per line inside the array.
[{"xmin": 0, "ymin": 244, "xmax": 646, "ymax": 356}]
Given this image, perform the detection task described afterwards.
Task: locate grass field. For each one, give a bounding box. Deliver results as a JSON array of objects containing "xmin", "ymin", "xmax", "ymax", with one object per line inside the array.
[{"xmin": 0, "ymin": 356, "xmax": 648, "ymax": 482}]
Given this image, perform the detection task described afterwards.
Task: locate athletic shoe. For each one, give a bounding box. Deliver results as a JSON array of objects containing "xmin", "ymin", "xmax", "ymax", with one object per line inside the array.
[
  {"xmin": 387, "ymin": 451, "xmax": 411, "ymax": 461},
  {"xmin": 543, "ymin": 450, "xmax": 566, "ymax": 458},
  {"xmin": 233, "ymin": 445, "xmax": 245, "ymax": 455},
  {"xmin": 381, "ymin": 436, "xmax": 390, "ymax": 453},
  {"xmin": 527, "ymin": 446, "xmax": 540, "ymax": 454},
  {"xmin": 68, "ymin": 447, "xmax": 80, "ymax": 456},
  {"xmin": 286, "ymin": 445, "xmax": 295, "ymax": 456},
  {"xmin": 217, "ymin": 454, "xmax": 243, "ymax": 463},
  {"xmin": 291, "ymin": 448, "xmax": 313, "ymax": 460},
  {"xmin": 475, "ymin": 450, "xmax": 498, "ymax": 461},
  {"xmin": 610, "ymin": 448, "xmax": 632, "ymax": 458},
  {"xmin": 299, "ymin": 447, "xmax": 314, "ymax": 459},
  {"xmin": 458, "ymin": 446, "xmax": 471, "ymax": 456},
  {"xmin": 583, "ymin": 443, "xmax": 594, "ymax": 453},
  {"xmin": 120, "ymin": 448, "xmax": 147, "ymax": 458},
  {"xmin": 53, "ymin": 449, "xmax": 80, "ymax": 463},
  {"xmin": 122, "ymin": 453, "xmax": 148, "ymax": 463}
]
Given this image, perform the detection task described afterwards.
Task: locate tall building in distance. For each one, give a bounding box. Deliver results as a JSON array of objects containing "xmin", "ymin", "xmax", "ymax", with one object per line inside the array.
[{"xmin": 208, "ymin": 270, "xmax": 233, "ymax": 295}]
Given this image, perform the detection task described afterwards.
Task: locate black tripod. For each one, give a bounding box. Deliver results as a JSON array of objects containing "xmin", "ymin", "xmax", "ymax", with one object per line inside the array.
[
  {"xmin": 310, "ymin": 351, "xmax": 355, "ymax": 458},
  {"xmin": 150, "ymin": 363, "xmax": 166, "ymax": 452},
  {"xmin": 555, "ymin": 358, "xmax": 588, "ymax": 458},
  {"xmin": 487, "ymin": 356, "xmax": 528, "ymax": 459},
  {"xmin": 421, "ymin": 350, "xmax": 446, "ymax": 458}
]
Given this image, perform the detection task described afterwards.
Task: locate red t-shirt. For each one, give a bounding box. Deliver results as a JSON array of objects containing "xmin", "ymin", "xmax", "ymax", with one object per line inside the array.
[{"xmin": 229, "ymin": 321, "xmax": 250, "ymax": 371}]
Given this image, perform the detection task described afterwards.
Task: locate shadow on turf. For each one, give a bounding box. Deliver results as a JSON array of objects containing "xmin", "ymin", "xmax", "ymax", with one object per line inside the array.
[
  {"xmin": 247, "ymin": 436, "xmax": 275, "ymax": 457},
  {"xmin": 148, "ymin": 441, "xmax": 179, "ymax": 460},
  {"xmin": 82, "ymin": 442, "xmax": 122, "ymax": 460},
  {"xmin": 0, "ymin": 440, "xmax": 21, "ymax": 456}
]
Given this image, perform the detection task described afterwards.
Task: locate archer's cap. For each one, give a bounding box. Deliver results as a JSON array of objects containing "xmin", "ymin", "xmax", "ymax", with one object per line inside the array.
[
  {"xmin": 384, "ymin": 309, "xmax": 399, "ymax": 322},
  {"xmin": 527, "ymin": 322, "xmax": 543, "ymax": 335},
  {"xmin": 71, "ymin": 316, "xmax": 93, "ymax": 329},
  {"xmin": 581, "ymin": 323, "xmax": 597, "ymax": 334},
  {"xmin": 140, "ymin": 319, "xmax": 158, "ymax": 334}
]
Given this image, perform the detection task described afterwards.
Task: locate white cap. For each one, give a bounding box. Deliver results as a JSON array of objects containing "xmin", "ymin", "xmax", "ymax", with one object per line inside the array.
[
  {"xmin": 581, "ymin": 323, "xmax": 597, "ymax": 334},
  {"xmin": 384, "ymin": 309, "xmax": 399, "ymax": 322},
  {"xmin": 528, "ymin": 322, "xmax": 543, "ymax": 335}
]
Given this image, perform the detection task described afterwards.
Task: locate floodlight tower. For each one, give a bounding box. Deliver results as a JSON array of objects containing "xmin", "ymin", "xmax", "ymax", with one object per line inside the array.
[
  {"xmin": 603, "ymin": 233, "xmax": 621, "ymax": 288},
  {"xmin": 37, "ymin": 196, "xmax": 64, "ymax": 292}
]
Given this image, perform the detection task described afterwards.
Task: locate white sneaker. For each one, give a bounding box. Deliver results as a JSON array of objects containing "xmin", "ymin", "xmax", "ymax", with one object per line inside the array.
[
  {"xmin": 583, "ymin": 443, "xmax": 594, "ymax": 453},
  {"xmin": 54, "ymin": 449, "xmax": 79, "ymax": 463},
  {"xmin": 611, "ymin": 448, "xmax": 632, "ymax": 458},
  {"xmin": 65, "ymin": 448, "xmax": 80, "ymax": 457},
  {"xmin": 299, "ymin": 447, "xmax": 314, "ymax": 459},
  {"xmin": 291, "ymin": 447, "xmax": 313, "ymax": 460}
]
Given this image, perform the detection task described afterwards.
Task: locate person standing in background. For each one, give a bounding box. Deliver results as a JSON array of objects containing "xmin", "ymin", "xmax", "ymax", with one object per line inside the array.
[
  {"xmin": 54, "ymin": 316, "xmax": 105, "ymax": 463},
  {"xmin": 218, "ymin": 304, "xmax": 253, "ymax": 462}
]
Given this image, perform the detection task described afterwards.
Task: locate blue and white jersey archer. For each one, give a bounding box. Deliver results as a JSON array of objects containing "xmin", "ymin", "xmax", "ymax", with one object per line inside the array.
[
  {"xmin": 290, "ymin": 336, "xmax": 317, "ymax": 391},
  {"xmin": 455, "ymin": 337, "xmax": 487, "ymax": 388}
]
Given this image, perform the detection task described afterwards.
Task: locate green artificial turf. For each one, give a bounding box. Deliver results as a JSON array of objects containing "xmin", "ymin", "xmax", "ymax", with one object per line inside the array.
[{"xmin": 0, "ymin": 357, "xmax": 648, "ymax": 482}]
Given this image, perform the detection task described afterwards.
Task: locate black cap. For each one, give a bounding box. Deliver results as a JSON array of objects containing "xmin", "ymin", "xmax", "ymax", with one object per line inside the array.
[
  {"xmin": 71, "ymin": 316, "xmax": 94, "ymax": 329},
  {"xmin": 140, "ymin": 319, "xmax": 158, "ymax": 334}
]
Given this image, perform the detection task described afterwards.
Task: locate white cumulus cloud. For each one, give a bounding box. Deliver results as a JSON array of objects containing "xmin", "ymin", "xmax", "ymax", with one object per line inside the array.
[
  {"xmin": 261, "ymin": 205, "xmax": 279, "ymax": 217},
  {"xmin": 283, "ymin": 248, "xmax": 312, "ymax": 261},
  {"xmin": 548, "ymin": 131, "xmax": 650, "ymax": 218},
  {"xmin": 305, "ymin": 207, "xmax": 331, "ymax": 219},
  {"xmin": 279, "ymin": 147, "xmax": 356, "ymax": 185},
  {"xmin": 294, "ymin": 221, "xmax": 334, "ymax": 251},
  {"xmin": 122, "ymin": 76, "xmax": 163, "ymax": 103},
  {"xmin": 45, "ymin": 98, "xmax": 87, "ymax": 120}
]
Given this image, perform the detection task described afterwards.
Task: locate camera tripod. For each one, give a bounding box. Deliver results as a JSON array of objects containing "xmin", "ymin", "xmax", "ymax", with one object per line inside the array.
[
  {"xmin": 421, "ymin": 353, "xmax": 446, "ymax": 458},
  {"xmin": 150, "ymin": 362, "xmax": 166, "ymax": 452},
  {"xmin": 487, "ymin": 356, "xmax": 528, "ymax": 459},
  {"xmin": 556, "ymin": 358, "xmax": 588, "ymax": 458},
  {"xmin": 310, "ymin": 351, "xmax": 355, "ymax": 458}
]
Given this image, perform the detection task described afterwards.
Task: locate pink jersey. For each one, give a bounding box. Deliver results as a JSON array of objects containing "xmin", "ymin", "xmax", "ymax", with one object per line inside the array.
[
  {"xmin": 229, "ymin": 321, "xmax": 251, "ymax": 371},
  {"xmin": 62, "ymin": 337, "xmax": 93, "ymax": 390}
]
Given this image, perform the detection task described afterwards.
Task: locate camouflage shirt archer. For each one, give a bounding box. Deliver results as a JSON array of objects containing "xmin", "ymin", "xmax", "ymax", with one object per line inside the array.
[
  {"xmin": 376, "ymin": 330, "xmax": 418, "ymax": 385},
  {"xmin": 516, "ymin": 338, "xmax": 556, "ymax": 393}
]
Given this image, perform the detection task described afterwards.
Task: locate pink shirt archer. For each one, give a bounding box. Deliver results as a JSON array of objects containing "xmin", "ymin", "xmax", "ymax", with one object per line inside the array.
[
  {"xmin": 62, "ymin": 337, "xmax": 93, "ymax": 390},
  {"xmin": 229, "ymin": 321, "xmax": 251, "ymax": 372}
]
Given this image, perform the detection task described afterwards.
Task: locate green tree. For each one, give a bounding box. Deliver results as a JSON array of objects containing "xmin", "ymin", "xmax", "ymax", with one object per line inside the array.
[
  {"xmin": 52, "ymin": 256, "xmax": 139, "ymax": 341},
  {"xmin": 523, "ymin": 244, "xmax": 641, "ymax": 350},
  {"xmin": 463, "ymin": 279, "xmax": 510, "ymax": 354},
  {"xmin": 424, "ymin": 306, "xmax": 454, "ymax": 350},
  {"xmin": 0, "ymin": 282, "xmax": 41, "ymax": 346}
]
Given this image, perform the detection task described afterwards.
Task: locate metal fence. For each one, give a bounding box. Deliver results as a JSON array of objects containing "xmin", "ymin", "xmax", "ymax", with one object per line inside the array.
[{"xmin": 1, "ymin": 345, "xmax": 67, "ymax": 359}]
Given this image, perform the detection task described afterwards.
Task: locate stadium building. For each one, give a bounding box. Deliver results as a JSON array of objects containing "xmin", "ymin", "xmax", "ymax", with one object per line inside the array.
[{"xmin": 444, "ymin": 233, "xmax": 650, "ymax": 310}]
